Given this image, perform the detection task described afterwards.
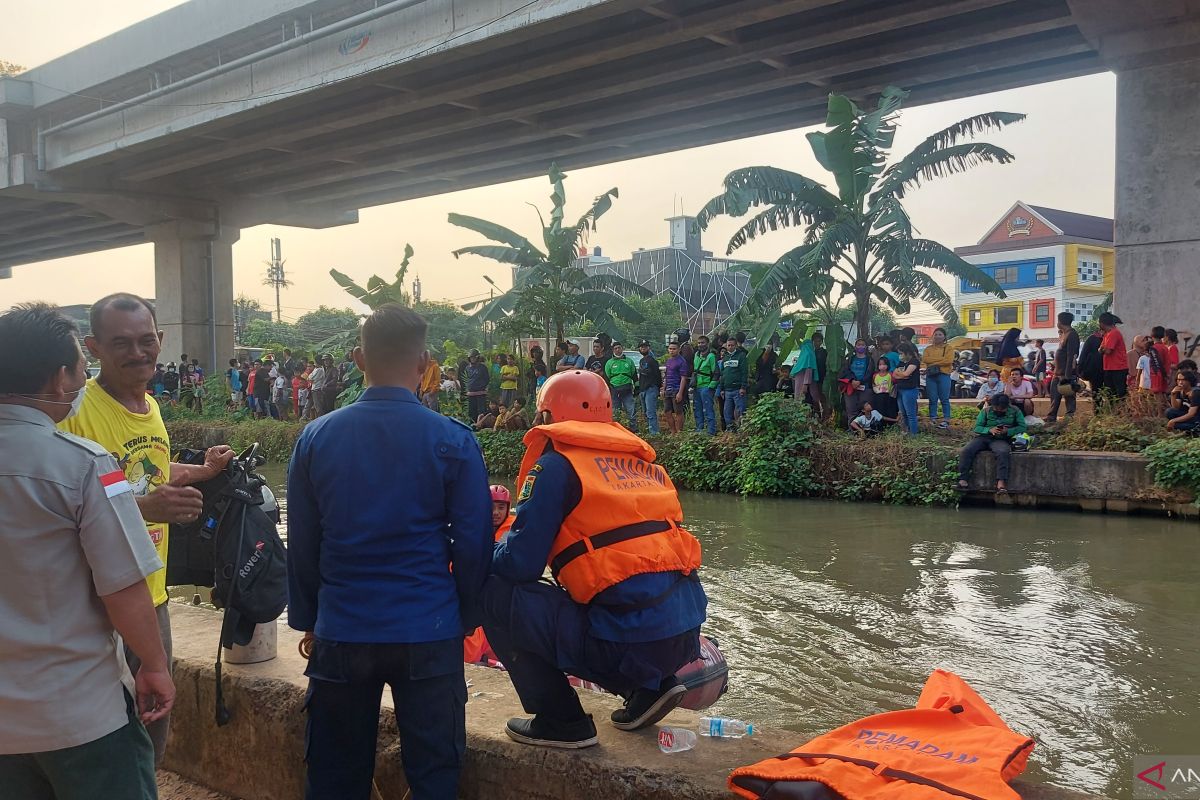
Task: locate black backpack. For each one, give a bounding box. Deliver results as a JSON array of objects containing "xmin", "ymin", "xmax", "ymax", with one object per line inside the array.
[{"xmin": 167, "ymin": 444, "xmax": 287, "ymax": 725}]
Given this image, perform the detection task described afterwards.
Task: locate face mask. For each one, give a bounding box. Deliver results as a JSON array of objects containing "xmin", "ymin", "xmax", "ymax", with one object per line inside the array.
[
  {"xmin": 856, "ymin": 346, "xmax": 867, "ymax": 354},
  {"xmin": 19, "ymin": 382, "xmax": 87, "ymax": 419},
  {"xmin": 988, "ymin": 378, "xmax": 998, "ymax": 385}
]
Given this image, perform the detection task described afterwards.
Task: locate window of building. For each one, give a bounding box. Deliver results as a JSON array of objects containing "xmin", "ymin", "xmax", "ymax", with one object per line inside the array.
[
  {"xmin": 968, "ymin": 309, "xmax": 982, "ymax": 327},
  {"xmin": 995, "ymin": 306, "xmax": 1018, "ymax": 325},
  {"xmin": 993, "ymin": 266, "xmax": 1018, "ymax": 284},
  {"xmin": 1064, "ymin": 301, "xmax": 1095, "ymax": 322},
  {"xmin": 1034, "ymin": 304, "xmax": 1050, "ymax": 323},
  {"xmin": 1077, "ymin": 257, "xmax": 1104, "ymax": 284},
  {"xmin": 1035, "ymin": 263, "xmax": 1050, "ymax": 281}
]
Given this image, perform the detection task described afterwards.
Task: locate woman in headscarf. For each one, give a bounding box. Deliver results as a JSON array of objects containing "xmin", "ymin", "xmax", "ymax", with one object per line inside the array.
[{"xmin": 997, "ymin": 327, "xmax": 1024, "ymax": 383}]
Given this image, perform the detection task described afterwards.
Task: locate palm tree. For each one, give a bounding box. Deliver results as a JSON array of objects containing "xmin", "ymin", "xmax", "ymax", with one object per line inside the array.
[
  {"xmin": 697, "ymin": 86, "xmax": 1013, "ymax": 343},
  {"xmin": 450, "ymin": 163, "xmax": 649, "ymax": 344}
]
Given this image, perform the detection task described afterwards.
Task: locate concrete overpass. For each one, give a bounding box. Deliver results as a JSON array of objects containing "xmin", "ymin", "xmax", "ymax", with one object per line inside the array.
[{"xmin": 1, "ymin": 0, "xmax": 1197, "ymax": 364}]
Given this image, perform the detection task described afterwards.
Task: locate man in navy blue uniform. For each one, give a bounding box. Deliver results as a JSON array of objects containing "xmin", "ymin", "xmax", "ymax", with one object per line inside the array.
[
  {"xmin": 482, "ymin": 370, "xmax": 707, "ymax": 748},
  {"xmin": 287, "ymin": 304, "xmax": 492, "ymax": 799}
]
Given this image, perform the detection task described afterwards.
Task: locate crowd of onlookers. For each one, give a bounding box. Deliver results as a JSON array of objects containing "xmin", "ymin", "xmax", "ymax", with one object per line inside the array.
[
  {"xmin": 148, "ymin": 314, "xmax": 1199, "ymax": 453},
  {"xmin": 147, "ymin": 349, "xmax": 356, "ymax": 421}
]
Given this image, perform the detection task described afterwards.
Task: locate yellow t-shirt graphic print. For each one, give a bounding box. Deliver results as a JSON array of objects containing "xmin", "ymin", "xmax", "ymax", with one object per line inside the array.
[{"xmin": 60, "ymin": 379, "xmax": 172, "ymax": 605}]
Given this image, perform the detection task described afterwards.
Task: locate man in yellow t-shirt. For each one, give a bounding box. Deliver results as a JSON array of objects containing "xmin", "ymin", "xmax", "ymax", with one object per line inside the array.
[
  {"xmin": 499, "ymin": 353, "xmax": 521, "ymax": 407},
  {"xmin": 60, "ymin": 293, "xmax": 232, "ymax": 764}
]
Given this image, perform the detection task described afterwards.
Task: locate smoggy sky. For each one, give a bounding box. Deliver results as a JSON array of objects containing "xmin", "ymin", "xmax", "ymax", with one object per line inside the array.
[{"xmin": 1, "ymin": 1, "xmax": 1117, "ymax": 325}]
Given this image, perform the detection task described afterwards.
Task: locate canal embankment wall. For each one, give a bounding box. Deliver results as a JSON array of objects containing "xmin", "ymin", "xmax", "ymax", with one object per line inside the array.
[
  {"xmin": 168, "ymin": 422, "xmax": 1197, "ymax": 519},
  {"xmin": 164, "ymin": 605, "xmax": 1105, "ymax": 800}
]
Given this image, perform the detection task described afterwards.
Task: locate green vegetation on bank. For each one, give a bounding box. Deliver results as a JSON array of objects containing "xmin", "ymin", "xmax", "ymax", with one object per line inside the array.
[{"xmin": 162, "ymin": 395, "xmax": 1193, "ymax": 509}]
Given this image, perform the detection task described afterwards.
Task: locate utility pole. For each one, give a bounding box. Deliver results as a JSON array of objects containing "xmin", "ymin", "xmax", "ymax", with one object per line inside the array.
[{"xmin": 263, "ymin": 237, "xmax": 290, "ymax": 323}]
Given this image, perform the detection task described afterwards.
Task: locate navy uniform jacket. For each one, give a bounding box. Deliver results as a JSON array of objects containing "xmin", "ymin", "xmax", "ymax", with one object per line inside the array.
[
  {"xmin": 287, "ymin": 386, "xmax": 492, "ymax": 643},
  {"xmin": 492, "ymin": 449, "xmax": 707, "ymax": 643}
]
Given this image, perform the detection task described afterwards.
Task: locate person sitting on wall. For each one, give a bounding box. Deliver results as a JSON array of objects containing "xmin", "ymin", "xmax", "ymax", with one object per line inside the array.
[
  {"xmin": 1002, "ymin": 366, "xmax": 1036, "ymax": 417},
  {"xmin": 1166, "ymin": 369, "xmax": 1200, "ymax": 434},
  {"xmin": 956, "ymin": 392, "xmax": 1026, "ymax": 495}
]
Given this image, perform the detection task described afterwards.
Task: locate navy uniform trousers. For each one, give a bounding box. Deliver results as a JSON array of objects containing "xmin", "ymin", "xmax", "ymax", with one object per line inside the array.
[
  {"xmin": 303, "ymin": 638, "xmax": 465, "ymax": 800},
  {"xmin": 480, "ymin": 576, "xmax": 699, "ymax": 723}
]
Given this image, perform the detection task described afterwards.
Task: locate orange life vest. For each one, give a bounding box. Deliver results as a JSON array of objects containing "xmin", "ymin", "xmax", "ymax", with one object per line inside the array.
[
  {"xmin": 729, "ymin": 670, "xmax": 1034, "ymax": 800},
  {"xmin": 517, "ymin": 420, "xmax": 702, "ymax": 605},
  {"xmin": 463, "ymin": 513, "xmax": 516, "ymax": 664}
]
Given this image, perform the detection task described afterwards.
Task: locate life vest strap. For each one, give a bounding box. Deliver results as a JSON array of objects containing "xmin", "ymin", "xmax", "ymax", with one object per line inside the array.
[
  {"xmin": 774, "ymin": 753, "xmax": 988, "ymax": 800},
  {"xmin": 550, "ymin": 519, "xmax": 674, "ymax": 577}
]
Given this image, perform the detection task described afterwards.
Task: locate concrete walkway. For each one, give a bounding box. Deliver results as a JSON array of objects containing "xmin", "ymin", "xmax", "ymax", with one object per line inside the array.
[
  {"xmin": 162, "ymin": 605, "xmax": 1106, "ymax": 800},
  {"xmin": 158, "ymin": 770, "xmax": 235, "ymax": 800}
]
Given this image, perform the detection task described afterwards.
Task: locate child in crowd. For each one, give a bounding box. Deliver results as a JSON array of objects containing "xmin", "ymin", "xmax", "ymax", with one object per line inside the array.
[
  {"xmin": 849, "ymin": 402, "xmax": 897, "ymax": 437},
  {"xmin": 870, "ymin": 357, "xmax": 898, "ymax": 420}
]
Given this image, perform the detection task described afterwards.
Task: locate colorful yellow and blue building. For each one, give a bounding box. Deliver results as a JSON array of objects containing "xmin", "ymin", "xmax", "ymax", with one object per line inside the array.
[{"xmin": 953, "ymin": 202, "xmax": 1114, "ymax": 337}]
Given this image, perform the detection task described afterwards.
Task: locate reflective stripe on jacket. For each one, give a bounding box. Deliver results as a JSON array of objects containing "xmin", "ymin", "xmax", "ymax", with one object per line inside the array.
[
  {"xmin": 730, "ymin": 670, "xmax": 1034, "ymax": 800},
  {"xmin": 517, "ymin": 421, "xmax": 702, "ymax": 605}
]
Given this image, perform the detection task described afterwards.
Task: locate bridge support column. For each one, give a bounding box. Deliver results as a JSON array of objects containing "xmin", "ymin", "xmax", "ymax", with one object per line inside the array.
[
  {"xmin": 1068, "ymin": 0, "xmax": 1200, "ymax": 350},
  {"xmin": 1114, "ymin": 58, "xmax": 1200, "ymax": 348},
  {"xmin": 149, "ymin": 222, "xmax": 240, "ymax": 374}
]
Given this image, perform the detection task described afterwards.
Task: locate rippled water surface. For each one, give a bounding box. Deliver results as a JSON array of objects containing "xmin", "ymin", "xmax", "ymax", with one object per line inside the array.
[{"xmin": 240, "ymin": 464, "xmax": 1199, "ymax": 797}]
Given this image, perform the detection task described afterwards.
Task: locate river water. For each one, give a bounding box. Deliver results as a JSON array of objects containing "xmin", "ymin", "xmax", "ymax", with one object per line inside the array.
[{"xmin": 234, "ymin": 464, "xmax": 1199, "ymax": 797}]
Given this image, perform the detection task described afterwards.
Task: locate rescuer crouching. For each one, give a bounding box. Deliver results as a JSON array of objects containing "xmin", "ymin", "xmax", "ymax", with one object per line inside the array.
[{"xmin": 481, "ymin": 369, "xmax": 708, "ymax": 748}]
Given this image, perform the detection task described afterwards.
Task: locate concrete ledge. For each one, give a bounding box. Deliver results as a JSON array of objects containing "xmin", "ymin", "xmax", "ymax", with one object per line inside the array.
[
  {"xmin": 163, "ymin": 605, "xmax": 1106, "ymax": 800},
  {"xmin": 960, "ymin": 449, "xmax": 1197, "ymax": 519}
]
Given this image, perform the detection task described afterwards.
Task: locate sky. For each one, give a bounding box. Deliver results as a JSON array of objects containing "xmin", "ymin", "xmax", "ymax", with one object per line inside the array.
[{"xmin": 0, "ymin": 1, "xmax": 1118, "ymax": 326}]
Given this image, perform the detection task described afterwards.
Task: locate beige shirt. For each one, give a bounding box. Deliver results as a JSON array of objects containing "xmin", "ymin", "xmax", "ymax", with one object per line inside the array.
[{"xmin": 0, "ymin": 404, "xmax": 162, "ymax": 754}]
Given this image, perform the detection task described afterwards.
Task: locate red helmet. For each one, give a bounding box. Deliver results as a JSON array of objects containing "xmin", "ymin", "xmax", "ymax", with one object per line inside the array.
[
  {"xmin": 537, "ymin": 370, "xmax": 612, "ymax": 423},
  {"xmin": 489, "ymin": 485, "xmax": 511, "ymax": 504}
]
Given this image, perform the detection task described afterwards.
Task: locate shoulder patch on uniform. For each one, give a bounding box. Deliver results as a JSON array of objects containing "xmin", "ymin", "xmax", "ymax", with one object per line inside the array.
[
  {"xmin": 54, "ymin": 429, "xmax": 110, "ymax": 456},
  {"xmin": 99, "ymin": 469, "xmax": 133, "ymax": 500},
  {"xmin": 517, "ymin": 473, "xmax": 538, "ymax": 503}
]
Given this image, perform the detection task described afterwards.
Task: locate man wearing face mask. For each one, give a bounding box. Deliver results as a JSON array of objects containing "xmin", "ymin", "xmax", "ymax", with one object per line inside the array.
[
  {"xmin": 976, "ymin": 369, "xmax": 1005, "ymax": 408},
  {"xmin": 60, "ymin": 293, "xmax": 233, "ymax": 765},
  {"xmin": 0, "ymin": 303, "xmax": 175, "ymax": 798}
]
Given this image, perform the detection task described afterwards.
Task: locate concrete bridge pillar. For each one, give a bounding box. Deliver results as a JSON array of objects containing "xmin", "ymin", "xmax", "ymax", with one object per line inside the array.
[
  {"xmin": 149, "ymin": 221, "xmax": 240, "ymax": 374},
  {"xmin": 1069, "ymin": 1, "xmax": 1200, "ymax": 353},
  {"xmin": 1114, "ymin": 59, "xmax": 1200, "ymax": 351}
]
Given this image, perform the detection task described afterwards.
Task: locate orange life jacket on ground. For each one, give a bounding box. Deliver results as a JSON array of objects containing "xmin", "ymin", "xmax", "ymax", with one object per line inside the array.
[
  {"xmin": 729, "ymin": 670, "xmax": 1034, "ymax": 800},
  {"xmin": 517, "ymin": 420, "xmax": 702, "ymax": 606},
  {"xmin": 463, "ymin": 513, "xmax": 515, "ymax": 664}
]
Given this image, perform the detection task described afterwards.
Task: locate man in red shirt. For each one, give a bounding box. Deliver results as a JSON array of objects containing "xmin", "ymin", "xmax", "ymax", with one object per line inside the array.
[{"xmin": 1098, "ymin": 312, "xmax": 1128, "ymax": 402}]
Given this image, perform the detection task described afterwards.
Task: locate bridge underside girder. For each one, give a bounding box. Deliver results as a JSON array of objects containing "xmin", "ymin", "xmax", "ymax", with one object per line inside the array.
[{"xmin": 1, "ymin": 0, "xmax": 1103, "ymax": 268}]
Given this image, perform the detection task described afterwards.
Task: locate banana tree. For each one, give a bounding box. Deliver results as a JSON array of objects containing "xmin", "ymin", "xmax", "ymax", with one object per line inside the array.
[
  {"xmin": 450, "ymin": 163, "xmax": 649, "ymax": 344},
  {"xmin": 698, "ymin": 86, "xmax": 1014, "ymax": 347},
  {"xmin": 330, "ymin": 243, "xmax": 416, "ymax": 310}
]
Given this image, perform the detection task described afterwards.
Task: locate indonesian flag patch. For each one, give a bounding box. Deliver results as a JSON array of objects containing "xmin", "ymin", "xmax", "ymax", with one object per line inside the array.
[{"xmin": 100, "ymin": 469, "xmax": 133, "ymax": 500}]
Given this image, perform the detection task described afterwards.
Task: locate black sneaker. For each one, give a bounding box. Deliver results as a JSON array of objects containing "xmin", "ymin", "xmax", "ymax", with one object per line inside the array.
[
  {"xmin": 610, "ymin": 677, "xmax": 688, "ymax": 731},
  {"xmin": 505, "ymin": 714, "xmax": 598, "ymax": 749}
]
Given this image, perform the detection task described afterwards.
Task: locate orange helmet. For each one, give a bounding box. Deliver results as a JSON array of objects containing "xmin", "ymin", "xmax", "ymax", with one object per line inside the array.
[{"xmin": 537, "ymin": 370, "xmax": 612, "ymax": 423}]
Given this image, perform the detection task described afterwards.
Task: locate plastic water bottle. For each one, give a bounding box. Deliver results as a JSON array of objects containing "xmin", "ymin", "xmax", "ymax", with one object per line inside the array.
[
  {"xmin": 658, "ymin": 726, "xmax": 698, "ymax": 753},
  {"xmin": 699, "ymin": 716, "xmax": 754, "ymax": 738}
]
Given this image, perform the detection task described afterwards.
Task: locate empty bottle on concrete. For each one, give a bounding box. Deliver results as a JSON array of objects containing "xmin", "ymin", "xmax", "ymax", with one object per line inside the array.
[
  {"xmin": 658, "ymin": 726, "xmax": 698, "ymax": 753},
  {"xmin": 699, "ymin": 716, "xmax": 754, "ymax": 738}
]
